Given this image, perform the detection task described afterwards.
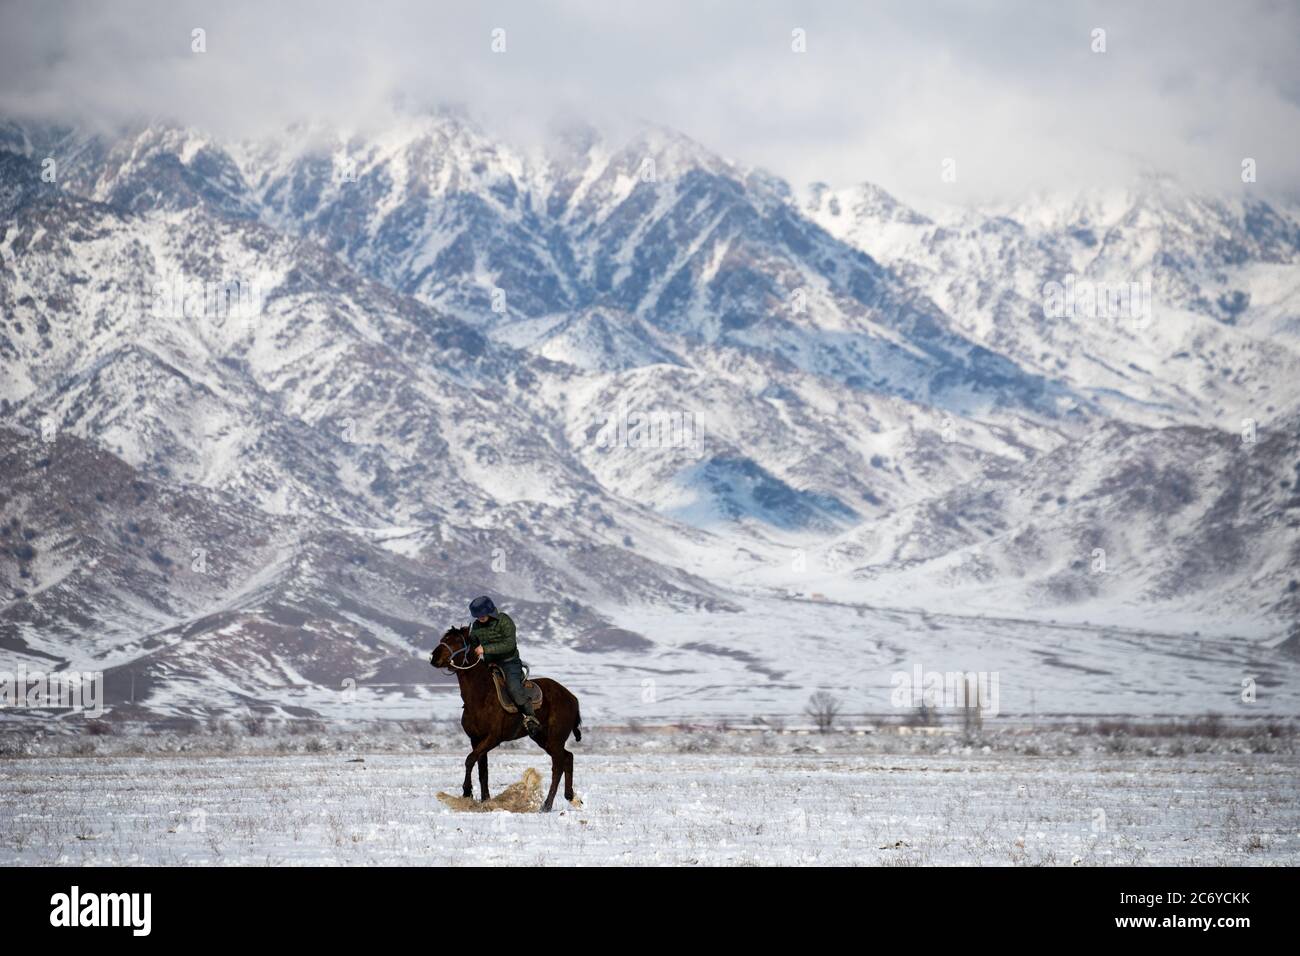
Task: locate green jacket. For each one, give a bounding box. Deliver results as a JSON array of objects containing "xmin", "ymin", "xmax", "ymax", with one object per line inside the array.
[{"xmin": 470, "ymin": 611, "xmax": 518, "ymax": 662}]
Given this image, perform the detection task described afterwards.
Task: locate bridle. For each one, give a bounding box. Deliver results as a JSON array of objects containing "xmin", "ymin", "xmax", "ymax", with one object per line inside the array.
[{"xmin": 438, "ymin": 628, "xmax": 481, "ymax": 671}]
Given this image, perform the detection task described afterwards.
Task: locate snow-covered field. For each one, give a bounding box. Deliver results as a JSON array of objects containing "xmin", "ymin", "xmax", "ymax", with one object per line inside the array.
[
  {"xmin": 598, "ymin": 595, "xmax": 1300, "ymax": 722},
  {"xmin": 3, "ymin": 728, "xmax": 1296, "ymax": 865},
  {"xmin": 94, "ymin": 592, "xmax": 1292, "ymax": 727}
]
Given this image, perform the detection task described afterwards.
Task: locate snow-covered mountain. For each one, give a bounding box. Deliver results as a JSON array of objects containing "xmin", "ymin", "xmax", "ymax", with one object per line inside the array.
[
  {"xmin": 2, "ymin": 111, "xmax": 1297, "ymax": 722},
  {"xmin": 804, "ymin": 177, "xmax": 1300, "ymax": 428}
]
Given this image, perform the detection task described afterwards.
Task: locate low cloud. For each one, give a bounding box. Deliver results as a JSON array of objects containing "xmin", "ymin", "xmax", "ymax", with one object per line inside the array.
[{"xmin": 1, "ymin": 0, "xmax": 1297, "ymax": 203}]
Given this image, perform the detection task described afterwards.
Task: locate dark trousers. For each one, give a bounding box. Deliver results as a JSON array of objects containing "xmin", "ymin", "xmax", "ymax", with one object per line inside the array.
[{"xmin": 496, "ymin": 656, "xmax": 532, "ymax": 712}]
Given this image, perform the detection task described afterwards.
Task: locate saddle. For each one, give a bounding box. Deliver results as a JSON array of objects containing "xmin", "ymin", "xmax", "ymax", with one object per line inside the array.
[{"xmin": 488, "ymin": 664, "xmax": 543, "ymax": 713}]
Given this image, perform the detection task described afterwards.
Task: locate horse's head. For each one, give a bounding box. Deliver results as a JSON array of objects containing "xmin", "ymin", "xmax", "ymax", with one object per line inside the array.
[{"xmin": 430, "ymin": 626, "xmax": 471, "ymax": 670}]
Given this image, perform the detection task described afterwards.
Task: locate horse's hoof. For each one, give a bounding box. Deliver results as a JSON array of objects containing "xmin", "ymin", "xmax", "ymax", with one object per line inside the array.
[{"xmin": 540, "ymin": 803, "xmax": 553, "ymax": 813}]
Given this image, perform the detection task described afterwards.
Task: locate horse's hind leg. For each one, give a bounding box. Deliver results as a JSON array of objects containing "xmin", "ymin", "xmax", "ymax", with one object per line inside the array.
[
  {"xmin": 563, "ymin": 748, "xmax": 575, "ymax": 802},
  {"xmin": 542, "ymin": 749, "xmax": 564, "ymax": 812},
  {"xmin": 477, "ymin": 751, "xmax": 490, "ymax": 802}
]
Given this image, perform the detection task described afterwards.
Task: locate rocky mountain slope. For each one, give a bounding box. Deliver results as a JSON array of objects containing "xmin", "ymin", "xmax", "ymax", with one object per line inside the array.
[
  {"xmin": 804, "ymin": 178, "xmax": 1300, "ymax": 429},
  {"xmin": 2, "ymin": 111, "xmax": 1297, "ymax": 722}
]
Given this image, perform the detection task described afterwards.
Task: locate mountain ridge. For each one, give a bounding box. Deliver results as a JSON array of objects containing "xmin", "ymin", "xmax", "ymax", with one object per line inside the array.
[{"xmin": 3, "ymin": 112, "xmax": 1297, "ymax": 721}]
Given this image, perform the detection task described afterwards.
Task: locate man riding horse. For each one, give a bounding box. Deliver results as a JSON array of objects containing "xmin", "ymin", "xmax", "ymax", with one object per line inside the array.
[
  {"xmin": 467, "ymin": 595, "xmax": 542, "ymax": 739},
  {"xmin": 430, "ymin": 601, "xmax": 583, "ymax": 810}
]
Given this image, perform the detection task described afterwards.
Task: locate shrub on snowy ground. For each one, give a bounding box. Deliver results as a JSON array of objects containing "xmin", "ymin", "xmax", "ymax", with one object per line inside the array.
[{"xmin": 805, "ymin": 691, "xmax": 841, "ymax": 733}]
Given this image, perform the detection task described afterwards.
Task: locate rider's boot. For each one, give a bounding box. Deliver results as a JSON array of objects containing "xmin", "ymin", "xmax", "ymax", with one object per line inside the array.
[{"xmin": 521, "ymin": 702, "xmax": 543, "ymax": 741}]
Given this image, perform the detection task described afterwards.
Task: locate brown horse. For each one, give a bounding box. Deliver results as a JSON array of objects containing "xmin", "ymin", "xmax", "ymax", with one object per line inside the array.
[{"xmin": 430, "ymin": 626, "xmax": 582, "ymax": 812}]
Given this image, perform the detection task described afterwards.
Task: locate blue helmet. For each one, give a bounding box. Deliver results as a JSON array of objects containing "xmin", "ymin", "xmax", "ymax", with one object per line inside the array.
[{"xmin": 469, "ymin": 595, "xmax": 497, "ymax": 618}]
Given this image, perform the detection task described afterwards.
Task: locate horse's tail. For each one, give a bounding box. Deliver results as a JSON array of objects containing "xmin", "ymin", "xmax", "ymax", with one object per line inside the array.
[{"xmin": 573, "ymin": 702, "xmax": 582, "ymax": 742}]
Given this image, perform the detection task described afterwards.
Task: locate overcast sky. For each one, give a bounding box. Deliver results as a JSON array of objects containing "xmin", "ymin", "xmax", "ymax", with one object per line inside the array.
[{"xmin": 2, "ymin": 0, "xmax": 1298, "ymax": 203}]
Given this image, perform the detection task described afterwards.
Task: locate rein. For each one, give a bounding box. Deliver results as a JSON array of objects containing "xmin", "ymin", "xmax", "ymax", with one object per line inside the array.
[{"xmin": 439, "ymin": 628, "xmax": 482, "ymax": 671}]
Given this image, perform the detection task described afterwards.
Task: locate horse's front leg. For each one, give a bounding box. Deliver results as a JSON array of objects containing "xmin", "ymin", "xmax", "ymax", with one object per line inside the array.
[
  {"xmin": 463, "ymin": 737, "xmax": 485, "ymax": 798},
  {"xmin": 477, "ymin": 751, "xmax": 490, "ymax": 801}
]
